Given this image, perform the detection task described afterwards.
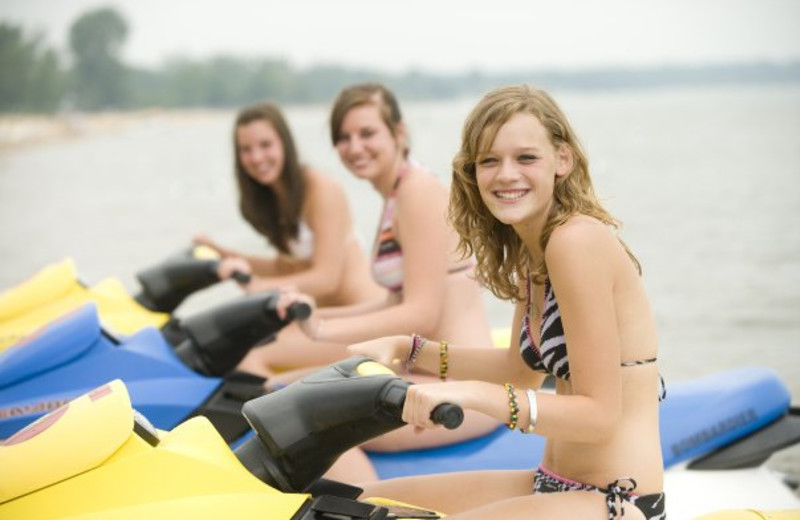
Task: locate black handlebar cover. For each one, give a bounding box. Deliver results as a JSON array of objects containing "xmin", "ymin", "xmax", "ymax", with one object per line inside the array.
[
  {"xmin": 174, "ymin": 292, "xmax": 300, "ymax": 376},
  {"xmin": 235, "ymin": 356, "xmax": 464, "ymax": 493}
]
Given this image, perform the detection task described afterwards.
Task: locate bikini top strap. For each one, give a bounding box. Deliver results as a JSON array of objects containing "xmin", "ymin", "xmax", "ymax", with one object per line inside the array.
[
  {"xmin": 522, "ymin": 274, "xmax": 533, "ymax": 315},
  {"xmin": 620, "ymin": 357, "xmax": 667, "ymax": 401},
  {"xmin": 392, "ymin": 161, "xmax": 410, "ymax": 192},
  {"xmin": 380, "ymin": 162, "xmax": 410, "ymax": 229}
]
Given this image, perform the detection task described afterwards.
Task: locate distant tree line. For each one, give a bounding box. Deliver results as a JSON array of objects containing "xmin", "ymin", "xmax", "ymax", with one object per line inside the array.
[
  {"xmin": 1, "ymin": 24, "xmax": 66, "ymax": 112},
  {"xmin": 2, "ymin": 6, "xmax": 800, "ymax": 114}
]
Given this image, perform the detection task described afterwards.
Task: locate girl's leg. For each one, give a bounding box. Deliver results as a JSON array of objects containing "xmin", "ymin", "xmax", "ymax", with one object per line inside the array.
[
  {"xmin": 323, "ymin": 447, "xmax": 379, "ymax": 484},
  {"xmin": 358, "ymin": 469, "xmax": 535, "ymax": 515},
  {"xmin": 236, "ymin": 322, "xmax": 347, "ymax": 378},
  {"xmin": 443, "ymin": 490, "xmax": 634, "ymax": 520},
  {"xmin": 360, "ymin": 409, "xmax": 499, "ymax": 452},
  {"xmin": 362, "ymin": 471, "xmax": 638, "ymax": 520}
]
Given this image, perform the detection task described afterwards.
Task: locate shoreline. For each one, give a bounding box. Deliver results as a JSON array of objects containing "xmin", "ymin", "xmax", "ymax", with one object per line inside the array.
[{"xmin": 0, "ymin": 109, "xmax": 231, "ymax": 150}]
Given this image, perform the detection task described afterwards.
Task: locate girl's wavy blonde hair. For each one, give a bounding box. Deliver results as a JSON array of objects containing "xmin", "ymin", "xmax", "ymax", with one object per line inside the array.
[{"xmin": 450, "ymin": 85, "xmax": 640, "ymax": 301}]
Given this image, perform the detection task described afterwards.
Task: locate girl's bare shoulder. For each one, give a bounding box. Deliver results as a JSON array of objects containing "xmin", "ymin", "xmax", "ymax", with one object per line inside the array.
[
  {"xmin": 398, "ymin": 165, "xmax": 447, "ymax": 204},
  {"xmin": 552, "ymin": 215, "xmax": 611, "ymax": 242},
  {"xmin": 304, "ymin": 166, "xmax": 347, "ymax": 199},
  {"xmin": 302, "ymin": 167, "xmax": 351, "ymax": 225},
  {"xmin": 546, "ymin": 215, "xmax": 618, "ymax": 262}
]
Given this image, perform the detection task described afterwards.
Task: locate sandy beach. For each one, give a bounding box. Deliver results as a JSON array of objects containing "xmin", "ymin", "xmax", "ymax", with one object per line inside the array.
[{"xmin": 0, "ymin": 110, "xmax": 226, "ymax": 150}]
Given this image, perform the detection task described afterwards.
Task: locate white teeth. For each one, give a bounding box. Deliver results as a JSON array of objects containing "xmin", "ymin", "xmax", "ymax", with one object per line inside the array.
[{"xmin": 495, "ymin": 190, "xmax": 527, "ymax": 200}]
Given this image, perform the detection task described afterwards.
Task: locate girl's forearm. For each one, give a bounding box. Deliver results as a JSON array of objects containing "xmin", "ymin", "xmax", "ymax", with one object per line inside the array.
[
  {"xmin": 316, "ymin": 302, "xmax": 437, "ymax": 345},
  {"xmin": 248, "ymin": 268, "xmax": 338, "ymax": 297},
  {"xmin": 317, "ymin": 295, "xmax": 392, "ymax": 319},
  {"xmin": 410, "ymin": 341, "xmax": 541, "ymax": 388},
  {"xmin": 245, "ymin": 256, "xmax": 281, "ymax": 276},
  {"xmin": 411, "ymin": 340, "xmax": 504, "ymax": 380}
]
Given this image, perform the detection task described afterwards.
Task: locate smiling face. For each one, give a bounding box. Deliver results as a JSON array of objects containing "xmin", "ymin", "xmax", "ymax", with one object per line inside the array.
[
  {"xmin": 236, "ymin": 119, "xmax": 285, "ymax": 186},
  {"xmin": 476, "ymin": 112, "xmax": 571, "ymax": 232},
  {"xmin": 334, "ymin": 102, "xmax": 405, "ymax": 190}
]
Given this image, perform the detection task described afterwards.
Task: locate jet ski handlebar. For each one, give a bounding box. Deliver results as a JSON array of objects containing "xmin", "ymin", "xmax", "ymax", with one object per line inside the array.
[
  {"xmin": 134, "ymin": 246, "xmax": 250, "ymax": 313},
  {"xmin": 234, "ymin": 356, "xmax": 463, "ymax": 493},
  {"xmin": 174, "ymin": 292, "xmax": 310, "ymax": 377}
]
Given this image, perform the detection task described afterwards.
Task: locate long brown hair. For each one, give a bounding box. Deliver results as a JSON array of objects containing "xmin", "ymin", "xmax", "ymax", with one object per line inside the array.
[
  {"xmin": 450, "ymin": 85, "xmax": 640, "ymax": 301},
  {"xmin": 329, "ymin": 82, "xmax": 409, "ymax": 158},
  {"xmin": 234, "ymin": 102, "xmax": 305, "ymax": 254}
]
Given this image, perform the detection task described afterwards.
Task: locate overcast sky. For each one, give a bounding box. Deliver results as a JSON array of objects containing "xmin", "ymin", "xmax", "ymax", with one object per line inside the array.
[{"xmin": 2, "ymin": 0, "xmax": 799, "ymax": 74}]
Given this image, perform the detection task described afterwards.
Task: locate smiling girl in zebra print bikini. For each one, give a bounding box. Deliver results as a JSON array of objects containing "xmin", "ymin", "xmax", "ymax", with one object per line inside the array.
[{"xmin": 348, "ymin": 85, "xmax": 666, "ymax": 519}]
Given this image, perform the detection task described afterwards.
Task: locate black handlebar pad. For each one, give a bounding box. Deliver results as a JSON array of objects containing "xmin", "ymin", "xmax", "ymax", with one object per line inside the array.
[
  {"xmin": 134, "ymin": 246, "xmax": 254, "ymax": 312},
  {"xmin": 234, "ymin": 356, "xmax": 464, "ymax": 493},
  {"xmin": 134, "ymin": 258, "xmax": 220, "ymax": 313},
  {"xmin": 175, "ymin": 292, "xmax": 302, "ymax": 376}
]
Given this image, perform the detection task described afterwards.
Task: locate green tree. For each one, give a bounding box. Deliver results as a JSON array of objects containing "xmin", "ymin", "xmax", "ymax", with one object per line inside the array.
[
  {"xmin": 156, "ymin": 58, "xmax": 214, "ymax": 107},
  {"xmin": 244, "ymin": 59, "xmax": 295, "ymax": 104},
  {"xmin": 0, "ymin": 23, "xmax": 66, "ymax": 113},
  {"xmin": 69, "ymin": 7, "xmax": 129, "ymax": 110}
]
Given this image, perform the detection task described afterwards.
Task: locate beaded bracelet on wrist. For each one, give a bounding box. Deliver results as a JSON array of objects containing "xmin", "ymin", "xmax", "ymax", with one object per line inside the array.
[
  {"xmin": 405, "ymin": 334, "xmax": 426, "ymax": 372},
  {"xmin": 439, "ymin": 340, "xmax": 448, "ymax": 381},
  {"xmin": 504, "ymin": 382, "xmax": 519, "ymax": 430}
]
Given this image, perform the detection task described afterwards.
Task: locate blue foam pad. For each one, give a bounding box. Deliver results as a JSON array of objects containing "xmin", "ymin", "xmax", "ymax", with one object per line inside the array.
[{"xmin": 368, "ymin": 367, "xmax": 790, "ymax": 479}]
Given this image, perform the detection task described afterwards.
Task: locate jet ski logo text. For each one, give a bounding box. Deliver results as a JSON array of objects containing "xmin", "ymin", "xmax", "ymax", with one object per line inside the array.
[{"xmin": 0, "ymin": 400, "xmax": 70, "ymax": 420}]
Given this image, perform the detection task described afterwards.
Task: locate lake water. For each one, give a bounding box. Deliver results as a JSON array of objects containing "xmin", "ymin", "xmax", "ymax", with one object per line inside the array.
[{"xmin": 1, "ymin": 84, "xmax": 799, "ymax": 481}]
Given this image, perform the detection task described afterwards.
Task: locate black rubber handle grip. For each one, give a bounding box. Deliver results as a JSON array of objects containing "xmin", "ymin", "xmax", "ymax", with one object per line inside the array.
[
  {"xmin": 287, "ymin": 302, "xmax": 312, "ymax": 321},
  {"xmin": 231, "ymin": 271, "xmax": 252, "ymax": 284},
  {"xmin": 431, "ymin": 403, "xmax": 463, "ymax": 430}
]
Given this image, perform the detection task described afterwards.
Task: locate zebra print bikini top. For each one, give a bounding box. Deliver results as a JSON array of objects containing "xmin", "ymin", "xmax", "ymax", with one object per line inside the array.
[{"xmin": 519, "ymin": 277, "xmax": 666, "ymax": 400}]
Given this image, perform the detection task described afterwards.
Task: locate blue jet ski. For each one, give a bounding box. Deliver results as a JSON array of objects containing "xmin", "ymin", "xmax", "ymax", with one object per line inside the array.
[
  {"xmin": 1, "ymin": 355, "xmax": 798, "ymax": 518},
  {"xmin": 0, "ymin": 293, "xmax": 309, "ymax": 445}
]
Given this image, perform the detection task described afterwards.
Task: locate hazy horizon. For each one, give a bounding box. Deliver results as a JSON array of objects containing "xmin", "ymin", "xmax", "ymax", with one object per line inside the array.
[{"xmin": 2, "ymin": 0, "xmax": 799, "ymax": 75}]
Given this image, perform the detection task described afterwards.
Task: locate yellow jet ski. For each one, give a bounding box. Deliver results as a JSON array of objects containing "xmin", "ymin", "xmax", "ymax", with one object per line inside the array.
[
  {"xmin": 0, "ymin": 361, "xmax": 448, "ymax": 520},
  {"xmin": 0, "ymin": 246, "xmax": 239, "ymax": 351}
]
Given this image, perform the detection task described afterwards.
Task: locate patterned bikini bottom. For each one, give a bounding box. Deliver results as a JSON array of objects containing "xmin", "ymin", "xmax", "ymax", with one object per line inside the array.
[{"xmin": 533, "ymin": 465, "xmax": 666, "ymax": 519}]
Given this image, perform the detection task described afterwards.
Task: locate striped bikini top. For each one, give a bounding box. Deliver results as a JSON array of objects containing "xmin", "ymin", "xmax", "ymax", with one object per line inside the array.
[
  {"xmin": 520, "ymin": 277, "xmax": 666, "ymax": 400},
  {"xmin": 371, "ymin": 168, "xmax": 407, "ymax": 292},
  {"xmin": 371, "ymin": 164, "xmax": 476, "ymax": 293}
]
